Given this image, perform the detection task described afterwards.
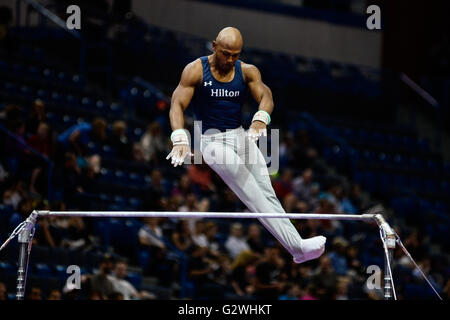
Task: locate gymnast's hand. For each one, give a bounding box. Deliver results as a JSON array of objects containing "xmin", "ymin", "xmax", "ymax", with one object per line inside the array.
[
  {"xmin": 166, "ymin": 129, "xmax": 192, "ymax": 167},
  {"xmin": 166, "ymin": 145, "xmax": 192, "ymax": 167},
  {"xmin": 247, "ymin": 120, "xmax": 267, "ymax": 143}
]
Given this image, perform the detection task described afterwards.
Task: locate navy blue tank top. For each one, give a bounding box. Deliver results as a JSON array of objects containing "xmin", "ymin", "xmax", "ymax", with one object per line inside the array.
[{"xmin": 190, "ymin": 56, "xmax": 247, "ymax": 133}]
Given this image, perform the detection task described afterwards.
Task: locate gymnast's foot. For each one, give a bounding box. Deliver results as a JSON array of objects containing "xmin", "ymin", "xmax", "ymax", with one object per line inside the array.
[{"xmin": 293, "ymin": 236, "xmax": 327, "ymax": 264}]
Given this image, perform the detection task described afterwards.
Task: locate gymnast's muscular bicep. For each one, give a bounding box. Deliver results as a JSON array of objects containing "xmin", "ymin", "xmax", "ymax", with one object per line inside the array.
[
  {"xmin": 171, "ymin": 59, "xmax": 202, "ymax": 111},
  {"xmin": 243, "ymin": 63, "xmax": 273, "ymax": 105}
]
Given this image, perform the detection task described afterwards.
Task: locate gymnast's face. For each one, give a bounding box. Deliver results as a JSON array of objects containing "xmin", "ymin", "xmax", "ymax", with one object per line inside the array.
[{"xmin": 213, "ymin": 40, "xmax": 242, "ymax": 73}]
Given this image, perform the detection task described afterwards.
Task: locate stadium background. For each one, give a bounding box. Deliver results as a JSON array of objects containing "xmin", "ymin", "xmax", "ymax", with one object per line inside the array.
[{"xmin": 0, "ymin": 0, "xmax": 448, "ymax": 300}]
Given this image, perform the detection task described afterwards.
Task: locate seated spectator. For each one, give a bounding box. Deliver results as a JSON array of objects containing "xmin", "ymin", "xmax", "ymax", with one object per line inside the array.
[
  {"xmin": 47, "ymin": 289, "xmax": 62, "ymax": 300},
  {"xmin": 27, "ymin": 287, "xmax": 42, "ymax": 300},
  {"xmin": 105, "ymin": 120, "xmax": 132, "ymax": 160},
  {"xmin": 2, "ymin": 177, "xmax": 26, "ymax": 210},
  {"xmin": 328, "ymin": 237, "xmax": 349, "ymax": 276},
  {"xmin": 0, "ymin": 282, "xmax": 7, "ymax": 300},
  {"xmin": 142, "ymin": 169, "xmax": 166, "ymax": 211},
  {"xmin": 138, "ymin": 217, "xmax": 178, "ymax": 284},
  {"xmin": 140, "ymin": 121, "xmax": 166, "ymax": 164},
  {"xmin": 299, "ymin": 283, "xmax": 318, "ymax": 300},
  {"xmin": 131, "ymin": 142, "xmax": 146, "ymax": 163},
  {"xmin": 246, "ymin": 223, "xmax": 265, "ymax": 255},
  {"xmin": 290, "ymin": 129, "xmax": 318, "ymax": 169},
  {"xmin": 192, "ymin": 219, "xmax": 208, "ymax": 248},
  {"xmin": 187, "ymin": 244, "xmax": 224, "ymax": 299},
  {"xmin": 282, "ymin": 193, "xmax": 300, "ymax": 213},
  {"xmin": 108, "ymin": 260, "xmax": 155, "ymax": 300},
  {"xmin": 278, "ymin": 283, "xmax": 301, "ymax": 300},
  {"xmin": 79, "ymin": 154, "xmax": 101, "ymax": 193},
  {"xmin": 334, "ymin": 276, "xmax": 351, "ymax": 300},
  {"xmin": 172, "ymin": 219, "xmax": 193, "ymax": 252},
  {"xmin": 204, "ymin": 221, "xmax": 221, "ymax": 256},
  {"xmin": 60, "ymin": 216, "xmax": 93, "ymax": 251},
  {"xmin": 172, "ymin": 174, "xmax": 194, "ymax": 198},
  {"xmin": 273, "ymin": 169, "xmax": 294, "ymax": 201},
  {"xmin": 230, "ymin": 250, "xmax": 259, "ymax": 297},
  {"xmin": 9, "ymin": 198, "xmax": 33, "ymax": 229},
  {"xmin": 225, "ymin": 223, "xmax": 250, "ymax": 259},
  {"xmin": 57, "ymin": 118, "xmax": 107, "ymax": 159},
  {"xmin": 188, "ymin": 163, "xmax": 216, "ymax": 195},
  {"xmin": 27, "ymin": 122, "xmax": 52, "ymax": 158},
  {"xmin": 84, "ymin": 255, "xmax": 115, "ymax": 300},
  {"xmin": 138, "ymin": 218, "xmax": 166, "ymax": 251},
  {"xmin": 293, "ymin": 168, "xmax": 314, "ymax": 201},
  {"xmin": 311, "ymin": 255, "xmax": 338, "ymax": 299},
  {"xmin": 254, "ymin": 245, "xmax": 286, "ymax": 300},
  {"xmin": 61, "ymin": 152, "xmax": 83, "ymax": 205},
  {"xmin": 26, "ymin": 99, "xmax": 47, "ymax": 135}
]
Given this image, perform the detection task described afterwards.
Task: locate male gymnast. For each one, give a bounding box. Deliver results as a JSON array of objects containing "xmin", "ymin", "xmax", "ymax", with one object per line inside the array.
[{"xmin": 166, "ymin": 27, "xmax": 326, "ymax": 264}]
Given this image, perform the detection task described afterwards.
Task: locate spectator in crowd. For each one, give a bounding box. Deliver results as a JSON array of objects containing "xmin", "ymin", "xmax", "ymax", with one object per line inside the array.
[
  {"xmin": 142, "ymin": 169, "xmax": 166, "ymax": 211},
  {"xmin": 60, "ymin": 216, "xmax": 93, "ymax": 251},
  {"xmin": 278, "ymin": 283, "xmax": 301, "ymax": 300},
  {"xmin": 131, "ymin": 142, "xmax": 146, "ymax": 162},
  {"xmin": 61, "ymin": 152, "xmax": 83, "ymax": 205},
  {"xmin": 0, "ymin": 282, "xmax": 7, "ymax": 300},
  {"xmin": 293, "ymin": 168, "xmax": 314, "ymax": 201},
  {"xmin": 172, "ymin": 219, "xmax": 193, "ymax": 252},
  {"xmin": 2, "ymin": 177, "xmax": 26, "ymax": 210},
  {"xmin": 254, "ymin": 245, "xmax": 285, "ymax": 300},
  {"xmin": 57, "ymin": 118, "xmax": 107, "ymax": 160},
  {"xmin": 138, "ymin": 217, "xmax": 178, "ymax": 285},
  {"xmin": 225, "ymin": 223, "xmax": 250, "ymax": 259},
  {"xmin": 311, "ymin": 255, "xmax": 338, "ymax": 299},
  {"xmin": 204, "ymin": 221, "xmax": 221, "ymax": 256},
  {"xmin": 47, "ymin": 289, "xmax": 62, "ymax": 300},
  {"xmin": 26, "ymin": 99, "xmax": 47, "ymax": 135},
  {"xmin": 299, "ymin": 283, "xmax": 318, "ymax": 300},
  {"xmin": 192, "ymin": 219, "xmax": 208, "ymax": 248},
  {"xmin": 345, "ymin": 244, "xmax": 363, "ymax": 275},
  {"xmin": 9, "ymin": 198, "xmax": 33, "ymax": 229},
  {"xmin": 328, "ymin": 237, "xmax": 349, "ymax": 276},
  {"xmin": 108, "ymin": 260, "xmax": 154, "ymax": 300},
  {"xmin": 334, "ymin": 276, "xmax": 351, "ymax": 300},
  {"xmin": 105, "ymin": 120, "xmax": 132, "ymax": 160},
  {"xmin": 187, "ymin": 244, "xmax": 224, "ymax": 299},
  {"xmin": 246, "ymin": 223, "xmax": 265, "ymax": 255},
  {"xmin": 79, "ymin": 154, "xmax": 101, "ymax": 193},
  {"xmin": 172, "ymin": 174, "xmax": 194, "ymax": 198},
  {"xmin": 138, "ymin": 217, "xmax": 166, "ymax": 252},
  {"xmin": 85, "ymin": 255, "xmax": 115, "ymax": 299},
  {"xmin": 108, "ymin": 292, "xmax": 124, "ymax": 300},
  {"xmin": 27, "ymin": 287, "xmax": 43, "ymax": 300},
  {"xmin": 188, "ymin": 163, "xmax": 216, "ymax": 195},
  {"xmin": 140, "ymin": 121, "xmax": 166, "ymax": 164},
  {"xmin": 348, "ymin": 184, "xmax": 364, "ymax": 211},
  {"xmin": 27, "ymin": 122, "xmax": 52, "ymax": 158},
  {"xmin": 230, "ymin": 250, "xmax": 258, "ymax": 297},
  {"xmin": 290, "ymin": 129, "xmax": 319, "ymax": 169},
  {"xmin": 273, "ymin": 169, "xmax": 294, "ymax": 201}
]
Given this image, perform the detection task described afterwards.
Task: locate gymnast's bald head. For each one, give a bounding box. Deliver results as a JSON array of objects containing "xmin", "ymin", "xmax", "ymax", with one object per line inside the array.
[{"xmin": 214, "ymin": 27, "xmax": 243, "ymax": 51}]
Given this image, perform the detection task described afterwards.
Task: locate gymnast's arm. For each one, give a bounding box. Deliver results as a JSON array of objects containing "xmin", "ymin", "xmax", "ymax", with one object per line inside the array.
[
  {"xmin": 166, "ymin": 59, "xmax": 202, "ymax": 166},
  {"xmin": 243, "ymin": 63, "xmax": 274, "ymax": 126}
]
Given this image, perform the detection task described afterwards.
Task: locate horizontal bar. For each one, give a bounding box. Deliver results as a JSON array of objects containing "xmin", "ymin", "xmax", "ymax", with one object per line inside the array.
[{"xmin": 35, "ymin": 210, "xmax": 377, "ymax": 221}]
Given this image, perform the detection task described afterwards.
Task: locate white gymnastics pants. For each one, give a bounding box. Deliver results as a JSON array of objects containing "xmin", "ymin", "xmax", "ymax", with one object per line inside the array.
[{"xmin": 200, "ymin": 126, "xmax": 304, "ymax": 259}]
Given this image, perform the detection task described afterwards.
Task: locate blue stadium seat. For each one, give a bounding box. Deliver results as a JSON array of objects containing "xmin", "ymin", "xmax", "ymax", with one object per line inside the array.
[
  {"xmin": 126, "ymin": 272, "xmax": 142, "ymax": 291},
  {"xmin": 30, "ymin": 246, "xmax": 51, "ymax": 264},
  {"xmin": 34, "ymin": 263, "xmax": 52, "ymax": 277},
  {"xmin": 51, "ymin": 247, "xmax": 71, "ymax": 266}
]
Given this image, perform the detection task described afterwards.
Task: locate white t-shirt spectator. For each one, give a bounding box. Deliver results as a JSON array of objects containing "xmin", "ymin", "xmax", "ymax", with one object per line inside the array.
[{"xmin": 225, "ymin": 236, "xmax": 250, "ymax": 259}]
